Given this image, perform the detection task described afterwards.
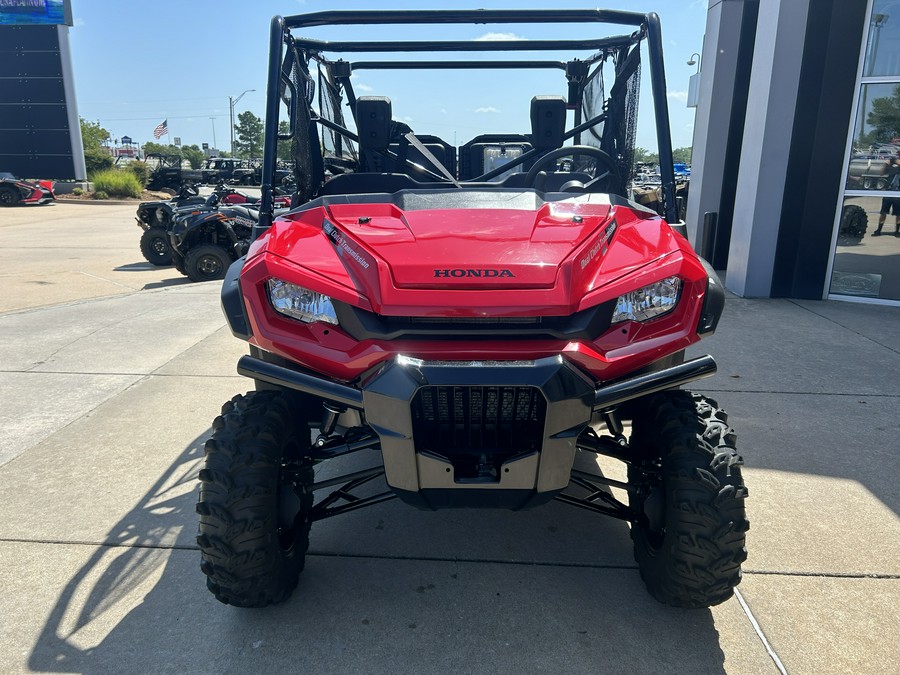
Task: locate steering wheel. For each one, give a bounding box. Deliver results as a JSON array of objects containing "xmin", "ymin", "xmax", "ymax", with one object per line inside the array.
[{"xmin": 523, "ymin": 145, "xmax": 620, "ymax": 191}]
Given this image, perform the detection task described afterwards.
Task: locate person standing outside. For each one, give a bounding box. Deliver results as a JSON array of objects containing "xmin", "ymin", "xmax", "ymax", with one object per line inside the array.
[{"xmin": 874, "ymin": 154, "xmax": 900, "ymax": 236}]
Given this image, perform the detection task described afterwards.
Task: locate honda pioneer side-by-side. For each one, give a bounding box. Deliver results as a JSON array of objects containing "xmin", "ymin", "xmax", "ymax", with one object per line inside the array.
[{"xmin": 198, "ymin": 9, "xmax": 748, "ymax": 610}]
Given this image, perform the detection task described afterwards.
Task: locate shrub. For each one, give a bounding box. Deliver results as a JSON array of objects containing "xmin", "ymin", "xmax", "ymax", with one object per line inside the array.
[
  {"xmin": 94, "ymin": 190, "xmax": 109, "ymax": 200},
  {"xmin": 85, "ymin": 148, "xmax": 113, "ymax": 176},
  {"xmin": 126, "ymin": 160, "xmax": 151, "ymax": 187},
  {"xmin": 91, "ymin": 170, "xmax": 142, "ymax": 198},
  {"xmin": 71, "ymin": 187, "xmax": 83, "ymax": 196}
]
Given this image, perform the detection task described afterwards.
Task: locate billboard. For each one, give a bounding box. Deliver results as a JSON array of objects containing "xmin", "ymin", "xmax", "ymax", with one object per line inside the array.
[
  {"xmin": 0, "ymin": 23, "xmax": 84, "ymax": 178},
  {"xmin": 0, "ymin": 0, "xmax": 73, "ymax": 26}
]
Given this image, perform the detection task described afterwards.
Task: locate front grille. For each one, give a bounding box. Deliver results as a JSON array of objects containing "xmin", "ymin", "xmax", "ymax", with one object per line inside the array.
[{"xmin": 411, "ymin": 385, "xmax": 546, "ymax": 480}]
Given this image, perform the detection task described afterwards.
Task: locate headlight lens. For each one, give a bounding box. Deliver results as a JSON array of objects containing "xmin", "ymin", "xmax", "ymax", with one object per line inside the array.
[
  {"xmin": 612, "ymin": 276, "xmax": 682, "ymax": 323},
  {"xmin": 267, "ymin": 278, "xmax": 339, "ymax": 325}
]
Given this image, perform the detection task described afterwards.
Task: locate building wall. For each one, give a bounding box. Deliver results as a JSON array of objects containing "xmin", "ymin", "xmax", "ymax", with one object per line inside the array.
[{"xmin": 691, "ymin": 0, "xmax": 883, "ymax": 302}]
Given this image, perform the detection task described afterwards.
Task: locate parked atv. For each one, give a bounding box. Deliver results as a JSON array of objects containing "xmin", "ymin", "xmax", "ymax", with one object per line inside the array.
[
  {"xmin": 169, "ymin": 193, "xmax": 289, "ymax": 282},
  {"xmin": 136, "ymin": 184, "xmax": 291, "ymax": 266},
  {"xmin": 136, "ymin": 185, "xmax": 205, "ymax": 265},
  {"xmin": 198, "ymin": 9, "xmax": 748, "ymax": 611}
]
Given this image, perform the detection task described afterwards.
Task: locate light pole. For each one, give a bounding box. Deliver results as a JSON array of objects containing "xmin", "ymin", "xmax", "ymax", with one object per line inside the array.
[
  {"xmin": 229, "ymin": 89, "xmax": 255, "ymax": 158},
  {"xmin": 686, "ymin": 53, "xmax": 702, "ymax": 109},
  {"xmin": 209, "ymin": 117, "xmax": 217, "ymax": 152},
  {"xmin": 687, "ymin": 52, "xmax": 701, "ymax": 73}
]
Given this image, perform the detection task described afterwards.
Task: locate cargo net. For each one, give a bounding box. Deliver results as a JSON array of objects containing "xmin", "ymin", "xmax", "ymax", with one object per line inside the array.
[
  {"xmin": 581, "ymin": 45, "xmax": 641, "ymax": 195},
  {"xmin": 281, "ymin": 42, "xmax": 317, "ymax": 203}
]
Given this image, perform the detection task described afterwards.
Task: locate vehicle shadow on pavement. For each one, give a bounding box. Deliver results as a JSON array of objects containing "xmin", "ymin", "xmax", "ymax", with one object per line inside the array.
[
  {"xmin": 141, "ymin": 277, "xmax": 194, "ymax": 291},
  {"xmin": 26, "ymin": 435, "xmax": 729, "ymax": 673},
  {"xmin": 114, "ymin": 262, "xmax": 166, "ymax": 272}
]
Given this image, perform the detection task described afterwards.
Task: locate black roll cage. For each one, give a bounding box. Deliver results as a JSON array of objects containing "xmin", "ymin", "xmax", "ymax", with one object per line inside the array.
[{"xmin": 258, "ymin": 9, "xmax": 677, "ymax": 230}]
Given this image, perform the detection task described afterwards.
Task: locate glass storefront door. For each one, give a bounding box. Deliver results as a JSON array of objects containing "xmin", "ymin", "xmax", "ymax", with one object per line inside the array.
[{"xmin": 832, "ymin": 0, "xmax": 900, "ymax": 302}]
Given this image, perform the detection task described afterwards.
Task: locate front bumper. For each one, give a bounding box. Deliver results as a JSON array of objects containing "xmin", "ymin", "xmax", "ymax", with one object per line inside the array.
[{"xmin": 237, "ymin": 352, "xmax": 717, "ymax": 509}]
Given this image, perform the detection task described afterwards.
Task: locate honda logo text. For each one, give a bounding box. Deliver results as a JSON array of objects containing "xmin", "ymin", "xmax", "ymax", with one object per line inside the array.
[{"xmin": 433, "ymin": 268, "xmax": 515, "ymax": 278}]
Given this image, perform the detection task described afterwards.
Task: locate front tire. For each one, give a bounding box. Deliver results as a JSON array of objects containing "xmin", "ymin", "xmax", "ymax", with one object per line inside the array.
[
  {"xmin": 197, "ymin": 391, "xmax": 316, "ymax": 607},
  {"xmin": 185, "ymin": 243, "xmax": 230, "ymax": 282},
  {"xmin": 628, "ymin": 391, "xmax": 749, "ymax": 608},
  {"xmin": 139, "ymin": 227, "xmax": 172, "ymax": 266},
  {"xmin": 840, "ymin": 204, "xmax": 868, "ymax": 240},
  {"xmin": 0, "ymin": 186, "xmax": 20, "ymax": 206}
]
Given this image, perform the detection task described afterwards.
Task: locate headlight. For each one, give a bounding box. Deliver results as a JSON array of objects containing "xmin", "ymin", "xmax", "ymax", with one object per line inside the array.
[
  {"xmin": 612, "ymin": 276, "xmax": 682, "ymax": 323},
  {"xmin": 267, "ymin": 278, "xmax": 339, "ymax": 325}
]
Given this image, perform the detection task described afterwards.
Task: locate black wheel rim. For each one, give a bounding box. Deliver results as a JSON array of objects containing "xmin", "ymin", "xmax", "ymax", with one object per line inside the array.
[
  {"xmin": 151, "ymin": 238, "xmax": 168, "ymax": 256},
  {"xmin": 636, "ymin": 467, "xmax": 666, "ymax": 552},
  {"xmin": 276, "ymin": 440, "xmax": 306, "ymax": 553},
  {"xmin": 197, "ymin": 255, "xmax": 223, "ymax": 277}
]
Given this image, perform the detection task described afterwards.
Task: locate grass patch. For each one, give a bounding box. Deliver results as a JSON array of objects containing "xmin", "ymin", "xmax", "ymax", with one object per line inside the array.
[{"xmin": 91, "ymin": 170, "xmax": 142, "ymax": 198}]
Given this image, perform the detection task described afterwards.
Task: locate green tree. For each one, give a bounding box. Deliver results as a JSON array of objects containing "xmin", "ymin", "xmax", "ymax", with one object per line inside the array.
[
  {"xmin": 182, "ymin": 144, "xmax": 206, "ymax": 169},
  {"xmin": 633, "ymin": 147, "xmax": 659, "ymax": 166},
  {"xmin": 80, "ymin": 118, "xmax": 113, "ymax": 175},
  {"xmin": 866, "ymin": 85, "xmax": 900, "ymax": 144},
  {"xmin": 672, "ymin": 146, "xmax": 693, "ymax": 164},
  {"xmin": 234, "ymin": 110, "xmax": 263, "ymax": 159},
  {"xmin": 80, "ymin": 118, "xmax": 109, "ymax": 150},
  {"xmin": 142, "ymin": 141, "xmax": 181, "ymax": 159},
  {"xmin": 277, "ymin": 120, "xmax": 293, "ymax": 162}
]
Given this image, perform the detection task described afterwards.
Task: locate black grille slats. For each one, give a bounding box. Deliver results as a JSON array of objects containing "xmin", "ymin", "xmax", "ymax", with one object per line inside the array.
[{"xmin": 411, "ymin": 385, "xmax": 546, "ymax": 480}]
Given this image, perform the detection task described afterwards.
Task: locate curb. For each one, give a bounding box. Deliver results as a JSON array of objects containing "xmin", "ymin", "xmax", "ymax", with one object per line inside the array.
[{"xmin": 55, "ymin": 199, "xmax": 140, "ymax": 206}]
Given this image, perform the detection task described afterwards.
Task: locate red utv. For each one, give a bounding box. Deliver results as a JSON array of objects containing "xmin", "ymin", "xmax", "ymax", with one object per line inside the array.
[{"xmin": 197, "ymin": 9, "xmax": 748, "ymax": 610}]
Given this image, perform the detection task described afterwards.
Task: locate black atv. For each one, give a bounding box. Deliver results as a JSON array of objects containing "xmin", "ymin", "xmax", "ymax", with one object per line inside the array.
[
  {"xmin": 169, "ymin": 192, "xmax": 288, "ymax": 282},
  {"xmin": 136, "ymin": 185, "xmax": 205, "ymax": 266},
  {"xmin": 136, "ymin": 183, "xmax": 290, "ymax": 266}
]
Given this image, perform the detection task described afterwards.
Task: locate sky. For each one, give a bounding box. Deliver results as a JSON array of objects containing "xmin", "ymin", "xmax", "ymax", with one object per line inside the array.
[{"xmin": 65, "ymin": 0, "xmax": 708, "ymax": 154}]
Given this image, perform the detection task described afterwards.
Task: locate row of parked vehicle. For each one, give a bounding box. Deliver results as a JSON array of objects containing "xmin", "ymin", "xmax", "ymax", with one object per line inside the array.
[
  {"xmin": 135, "ymin": 182, "xmax": 292, "ymax": 281},
  {"xmin": 145, "ymin": 155, "xmax": 292, "ymax": 191}
]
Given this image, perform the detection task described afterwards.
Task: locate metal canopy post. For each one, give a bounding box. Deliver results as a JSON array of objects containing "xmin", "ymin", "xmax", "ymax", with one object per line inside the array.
[
  {"xmin": 645, "ymin": 12, "xmax": 679, "ymax": 225},
  {"xmin": 258, "ymin": 15, "xmax": 286, "ymax": 237}
]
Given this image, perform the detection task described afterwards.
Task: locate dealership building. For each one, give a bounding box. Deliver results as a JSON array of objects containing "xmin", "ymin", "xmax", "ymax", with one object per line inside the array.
[{"xmin": 688, "ymin": 0, "xmax": 900, "ymax": 305}]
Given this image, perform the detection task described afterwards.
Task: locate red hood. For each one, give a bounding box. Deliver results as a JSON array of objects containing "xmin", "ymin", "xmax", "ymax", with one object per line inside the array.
[
  {"xmin": 326, "ymin": 199, "xmax": 613, "ymax": 290},
  {"xmin": 247, "ymin": 192, "xmax": 686, "ymax": 316}
]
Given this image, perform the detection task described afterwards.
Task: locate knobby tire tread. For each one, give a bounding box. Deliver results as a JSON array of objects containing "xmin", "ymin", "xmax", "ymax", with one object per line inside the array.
[
  {"xmin": 629, "ymin": 390, "xmax": 749, "ymax": 608},
  {"xmin": 197, "ymin": 391, "xmax": 314, "ymax": 608}
]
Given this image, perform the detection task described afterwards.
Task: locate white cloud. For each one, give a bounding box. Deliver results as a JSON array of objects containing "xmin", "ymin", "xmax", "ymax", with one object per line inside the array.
[
  {"xmin": 402, "ymin": 116, "xmax": 414, "ymax": 123},
  {"xmin": 475, "ymin": 32, "xmax": 522, "ymax": 41},
  {"xmin": 73, "ymin": 17, "xmax": 85, "ymax": 27},
  {"xmin": 667, "ymin": 91, "xmax": 688, "ymax": 103},
  {"xmin": 350, "ymin": 73, "xmax": 374, "ymax": 92},
  {"xmin": 474, "ymin": 106, "xmax": 501, "ymax": 114}
]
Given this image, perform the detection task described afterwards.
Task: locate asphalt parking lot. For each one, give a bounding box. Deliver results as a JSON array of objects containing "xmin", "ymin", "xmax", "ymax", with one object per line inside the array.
[{"xmin": 1, "ymin": 201, "xmax": 899, "ymax": 674}]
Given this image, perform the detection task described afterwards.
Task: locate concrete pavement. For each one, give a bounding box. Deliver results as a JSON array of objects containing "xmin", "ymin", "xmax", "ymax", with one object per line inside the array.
[{"xmin": 0, "ymin": 202, "xmax": 898, "ymax": 673}]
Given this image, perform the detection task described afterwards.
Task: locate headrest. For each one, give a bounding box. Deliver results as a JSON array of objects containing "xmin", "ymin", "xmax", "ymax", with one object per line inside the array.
[
  {"xmin": 530, "ymin": 96, "xmax": 567, "ymax": 151},
  {"xmin": 356, "ymin": 96, "xmax": 392, "ymax": 150}
]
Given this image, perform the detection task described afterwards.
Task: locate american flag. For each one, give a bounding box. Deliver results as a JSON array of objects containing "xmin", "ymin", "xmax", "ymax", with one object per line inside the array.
[{"xmin": 153, "ymin": 119, "xmax": 168, "ymax": 139}]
